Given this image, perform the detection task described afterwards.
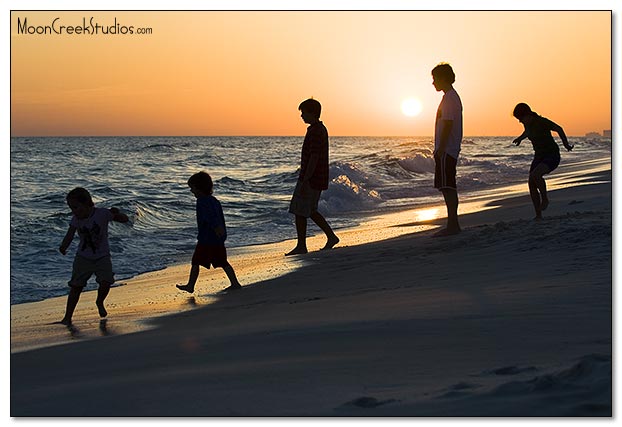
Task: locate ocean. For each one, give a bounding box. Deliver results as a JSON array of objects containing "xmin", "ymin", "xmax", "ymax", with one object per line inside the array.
[{"xmin": 10, "ymin": 135, "xmax": 610, "ymax": 305}]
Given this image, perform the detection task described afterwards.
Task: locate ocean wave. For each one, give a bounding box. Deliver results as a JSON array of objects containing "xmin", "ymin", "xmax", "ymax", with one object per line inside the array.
[
  {"xmin": 459, "ymin": 157, "xmax": 524, "ymax": 176},
  {"xmin": 320, "ymin": 174, "xmax": 382, "ymax": 214},
  {"xmin": 142, "ymin": 143, "xmax": 175, "ymax": 150},
  {"xmin": 330, "ymin": 161, "xmax": 379, "ymax": 186},
  {"xmin": 217, "ymin": 176, "xmax": 246, "ymax": 187},
  {"xmin": 131, "ymin": 200, "xmax": 190, "ymax": 230},
  {"xmin": 397, "ymin": 154, "xmax": 435, "ymax": 174}
]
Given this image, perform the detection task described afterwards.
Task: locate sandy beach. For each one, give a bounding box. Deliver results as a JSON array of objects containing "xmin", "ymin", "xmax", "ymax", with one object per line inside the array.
[{"xmin": 10, "ymin": 157, "xmax": 611, "ymax": 416}]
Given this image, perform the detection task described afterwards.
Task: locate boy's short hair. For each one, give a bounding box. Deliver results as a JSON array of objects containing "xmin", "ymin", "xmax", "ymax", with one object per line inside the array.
[
  {"xmin": 188, "ymin": 171, "xmax": 214, "ymax": 195},
  {"xmin": 513, "ymin": 103, "xmax": 533, "ymax": 120},
  {"xmin": 298, "ymin": 98, "xmax": 322, "ymax": 119},
  {"xmin": 431, "ymin": 63, "xmax": 456, "ymax": 85},
  {"xmin": 66, "ymin": 187, "xmax": 94, "ymax": 206}
]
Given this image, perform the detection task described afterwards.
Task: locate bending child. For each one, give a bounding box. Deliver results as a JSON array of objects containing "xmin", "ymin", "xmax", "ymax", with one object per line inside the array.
[
  {"xmin": 177, "ymin": 171, "xmax": 241, "ymax": 293},
  {"xmin": 59, "ymin": 187, "xmax": 129, "ymax": 325},
  {"xmin": 512, "ymin": 103, "xmax": 573, "ymax": 219}
]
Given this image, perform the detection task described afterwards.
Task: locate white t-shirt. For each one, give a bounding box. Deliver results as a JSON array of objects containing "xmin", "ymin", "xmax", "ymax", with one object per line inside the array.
[
  {"xmin": 434, "ymin": 88, "xmax": 463, "ymax": 159},
  {"xmin": 70, "ymin": 207, "xmax": 114, "ymax": 260}
]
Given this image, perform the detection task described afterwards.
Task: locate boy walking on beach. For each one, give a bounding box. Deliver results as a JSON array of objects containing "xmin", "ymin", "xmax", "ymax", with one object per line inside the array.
[
  {"xmin": 176, "ymin": 171, "xmax": 242, "ymax": 293},
  {"xmin": 286, "ymin": 98, "xmax": 339, "ymax": 256},
  {"xmin": 59, "ymin": 187, "xmax": 129, "ymax": 325},
  {"xmin": 431, "ymin": 63, "xmax": 463, "ymax": 236},
  {"xmin": 512, "ymin": 102, "xmax": 573, "ymax": 219}
]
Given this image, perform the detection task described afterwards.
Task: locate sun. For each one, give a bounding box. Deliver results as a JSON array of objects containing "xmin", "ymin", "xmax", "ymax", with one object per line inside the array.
[{"xmin": 401, "ymin": 98, "xmax": 423, "ymax": 117}]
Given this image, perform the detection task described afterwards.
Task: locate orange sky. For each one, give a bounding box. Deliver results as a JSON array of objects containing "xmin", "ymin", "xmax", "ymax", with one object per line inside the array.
[{"xmin": 10, "ymin": 10, "xmax": 612, "ymax": 137}]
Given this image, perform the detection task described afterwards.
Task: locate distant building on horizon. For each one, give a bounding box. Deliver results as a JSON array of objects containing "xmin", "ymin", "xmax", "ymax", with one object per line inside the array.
[
  {"xmin": 603, "ymin": 130, "xmax": 612, "ymax": 138},
  {"xmin": 585, "ymin": 132, "xmax": 601, "ymax": 138}
]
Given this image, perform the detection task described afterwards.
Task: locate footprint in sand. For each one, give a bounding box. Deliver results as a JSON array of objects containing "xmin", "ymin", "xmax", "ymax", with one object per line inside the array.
[{"xmin": 341, "ymin": 396, "xmax": 397, "ymax": 409}]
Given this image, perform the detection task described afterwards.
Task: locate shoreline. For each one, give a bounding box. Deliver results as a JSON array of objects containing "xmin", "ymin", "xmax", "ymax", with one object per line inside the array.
[
  {"xmin": 10, "ymin": 157, "xmax": 611, "ymax": 354},
  {"xmin": 10, "ymin": 159, "xmax": 612, "ymax": 415}
]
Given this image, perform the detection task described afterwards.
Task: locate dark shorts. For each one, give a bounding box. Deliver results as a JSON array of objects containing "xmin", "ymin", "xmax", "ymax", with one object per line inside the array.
[
  {"xmin": 192, "ymin": 243, "xmax": 228, "ymax": 269},
  {"xmin": 530, "ymin": 154, "xmax": 560, "ymax": 174},
  {"xmin": 434, "ymin": 152, "xmax": 457, "ymax": 190},
  {"xmin": 69, "ymin": 255, "xmax": 114, "ymax": 288},
  {"xmin": 288, "ymin": 181, "xmax": 322, "ymax": 218}
]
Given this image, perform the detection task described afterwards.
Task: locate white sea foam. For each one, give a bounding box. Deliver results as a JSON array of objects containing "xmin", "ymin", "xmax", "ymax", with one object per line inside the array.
[{"xmin": 397, "ymin": 153, "xmax": 436, "ymax": 174}]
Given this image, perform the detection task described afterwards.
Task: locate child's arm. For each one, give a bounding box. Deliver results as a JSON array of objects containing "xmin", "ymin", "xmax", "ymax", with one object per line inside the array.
[
  {"xmin": 299, "ymin": 129, "xmax": 324, "ymax": 192},
  {"xmin": 513, "ymin": 130, "xmax": 528, "ymax": 146},
  {"xmin": 110, "ymin": 207, "xmax": 129, "ymax": 223},
  {"xmin": 549, "ymin": 121, "xmax": 573, "ymax": 151},
  {"xmin": 300, "ymin": 153, "xmax": 320, "ymax": 189},
  {"xmin": 213, "ymin": 225, "xmax": 226, "ymax": 238},
  {"xmin": 199, "ymin": 199, "xmax": 226, "ymax": 240},
  {"xmin": 59, "ymin": 225, "xmax": 77, "ymax": 255}
]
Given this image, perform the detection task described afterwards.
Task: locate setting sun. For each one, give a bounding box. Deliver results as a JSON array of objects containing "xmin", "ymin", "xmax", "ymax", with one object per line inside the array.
[{"xmin": 401, "ymin": 98, "xmax": 423, "ymax": 117}]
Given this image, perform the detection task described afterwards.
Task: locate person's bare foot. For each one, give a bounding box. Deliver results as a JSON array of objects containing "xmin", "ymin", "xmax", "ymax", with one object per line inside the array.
[
  {"xmin": 541, "ymin": 197, "xmax": 549, "ymax": 211},
  {"xmin": 176, "ymin": 284, "xmax": 195, "ymax": 293},
  {"xmin": 321, "ymin": 235, "xmax": 340, "ymax": 251},
  {"xmin": 285, "ymin": 247, "xmax": 308, "ymax": 256},
  {"xmin": 59, "ymin": 318, "xmax": 72, "ymax": 326}
]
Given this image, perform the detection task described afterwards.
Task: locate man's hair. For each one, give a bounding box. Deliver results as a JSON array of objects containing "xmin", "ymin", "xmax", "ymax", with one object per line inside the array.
[
  {"xmin": 188, "ymin": 171, "xmax": 214, "ymax": 195},
  {"xmin": 66, "ymin": 187, "xmax": 94, "ymax": 206},
  {"xmin": 431, "ymin": 63, "xmax": 456, "ymax": 85},
  {"xmin": 298, "ymin": 98, "xmax": 322, "ymax": 118},
  {"xmin": 513, "ymin": 103, "xmax": 533, "ymax": 120}
]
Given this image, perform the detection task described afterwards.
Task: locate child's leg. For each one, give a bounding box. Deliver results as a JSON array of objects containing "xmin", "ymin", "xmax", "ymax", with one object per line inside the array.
[
  {"xmin": 534, "ymin": 174, "xmax": 549, "ymax": 210},
  {"xmin": 538, "ymin": 179, "xmax": 549, "ymax": 210},
  {"xmin": 442, "ymin": 188, "xmax": 460, "ymax": 231},
  {"xmin": 286, "ymin": 215, "xmax": 309, "ymax": 255},
  {"xmin": 310, "ymin": 212, "xmax": 340, "ymax": 250},
  {"xmin": 177, "ymin": 264, "xmax": 200, "ymax": 293},
  {"xmin": 61, "ymin": 286, "xmax": 83, "ymax": 324},
  {"xmin": 528, "ymin": 164, "xmax": 551, "ymax": 218},
  {"xmin": 433, "ymin": 189, "xmax": 460, "ymax": 236},
  {"xmin": 222, "ymin": 262, "xmax": 241, "ymax": 289},
  {"xmin": 528, "ymin": 178, "xmax": 541, "ymax": 217},
  {"xmin": 187, "ymin": 264, "xmax": 200, "ymax": 288},
  {"xmin": 96, "ymin": 282, "xmax": 111, "ymax": 318}
]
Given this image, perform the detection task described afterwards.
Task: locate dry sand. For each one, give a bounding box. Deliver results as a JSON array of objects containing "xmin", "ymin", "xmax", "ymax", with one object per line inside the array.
[{"xmin": 10, "ymin": 158, "xmax": 611, "ymax": 416}]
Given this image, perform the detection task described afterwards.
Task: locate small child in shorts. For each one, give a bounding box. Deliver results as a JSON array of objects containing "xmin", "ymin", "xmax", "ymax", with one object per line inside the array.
[
  {"xmin": 59, "ymin": 187, "xmax": 129, "ymax": 325},
  {"xmin": 176, "ymin": 171, "xmax": 242, "ymax": 294}
]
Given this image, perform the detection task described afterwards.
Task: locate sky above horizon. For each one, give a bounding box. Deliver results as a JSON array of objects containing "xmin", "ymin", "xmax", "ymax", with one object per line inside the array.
[{"xmin": 10, "ymin": 10, "xmax": 612, "ymax": 137}]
